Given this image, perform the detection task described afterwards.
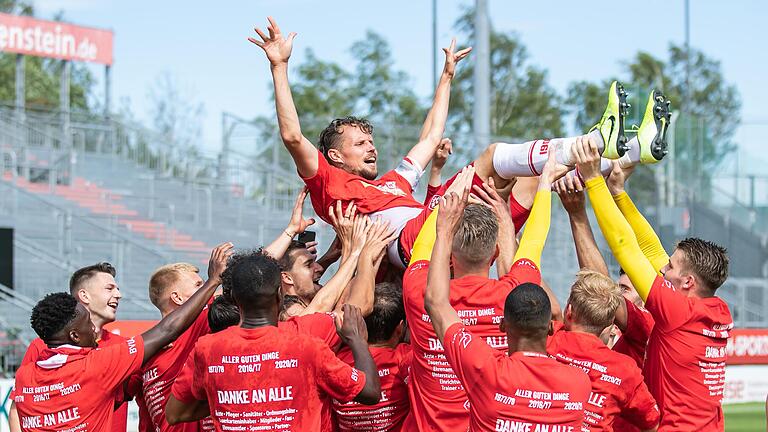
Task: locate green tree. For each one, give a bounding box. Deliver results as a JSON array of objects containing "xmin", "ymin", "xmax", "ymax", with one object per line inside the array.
[{"xmin": 449, "ymin": 5, "xmax": 564, "ymax": 140}]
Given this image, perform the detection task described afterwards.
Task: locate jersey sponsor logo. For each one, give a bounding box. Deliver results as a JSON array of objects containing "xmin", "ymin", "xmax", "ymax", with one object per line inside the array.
[
  {"xmin": 428, "ymin": 194, "xmax": 441, "ymax": 210},
  {"xmin": 360, "ymin": 180, "xmax": 407, "ymax": 197},
  {"xmin": 459, "ymin": 331, "xmax": 472, "ymax": 349}
]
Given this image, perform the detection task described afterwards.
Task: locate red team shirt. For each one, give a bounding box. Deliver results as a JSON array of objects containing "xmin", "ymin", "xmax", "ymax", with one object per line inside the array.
[
  {"xmin": 402, "ymin": 258, "xmax": 542, "ymax": 432},
  {"xmin": 332, "ymin": 343, "xmax": 412, "ymax": 432},
  {"xmin": 443, "ymin": 323, "xmax": 591, "ymax": 432},
  {"xmin": 643, "ymin": 275, "xmax": 733, "ymax": 431},
  {"xmin": 610, "ymin": 298, "xmax": 656, "ymax": 432},
  {"xmin": 546, "ymin": 321, "xmax": 659, "ymax": 431},
  {"xmin": 13, "ymin": 336, "xmax": 145, "ymax": 432},
  {"xmin": 17, "ymin": 331, "xmax": 131, "ymax": 432},
  {"xmin": 171, "ymin": 325, "xmax": 366, "ymax": 432},
  {"xmin": 137, "ymin": 309, "xmax": 212, "ymax": 432},
  {"xmin": 302, "ymin": 150, "xmax": 423, "ymax": 223},
  {"xmin": 612, "ymin": 297, "xmax": 655, "ymax": 369}
]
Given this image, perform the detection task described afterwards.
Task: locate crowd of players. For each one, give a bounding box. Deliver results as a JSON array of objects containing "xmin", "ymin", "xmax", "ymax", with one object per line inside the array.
[{"xmin": 7, "ymin": 17, "xmax": 734, "ymax": 432}]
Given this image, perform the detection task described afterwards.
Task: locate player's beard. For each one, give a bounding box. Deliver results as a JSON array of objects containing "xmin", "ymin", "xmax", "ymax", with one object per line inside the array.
[{"xmin": 357, "ymin": 163, "xmax": 378, "ymax": 180}]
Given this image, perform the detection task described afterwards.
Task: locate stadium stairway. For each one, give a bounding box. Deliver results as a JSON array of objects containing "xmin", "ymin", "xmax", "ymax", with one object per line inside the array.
[{"xmin": 0, "ymin": 145, "xmax": 329, "ymax": 340}]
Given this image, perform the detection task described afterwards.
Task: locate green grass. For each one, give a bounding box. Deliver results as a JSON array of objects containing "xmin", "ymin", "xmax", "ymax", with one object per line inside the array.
[{"xmin": 725, "ymin": 402, "xmax": 765, "ymax": 432}]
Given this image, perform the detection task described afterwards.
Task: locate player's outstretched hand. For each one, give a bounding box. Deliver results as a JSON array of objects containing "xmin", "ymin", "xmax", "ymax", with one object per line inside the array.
[
  {"xmin": 432, "ymin": 138, "xmax": 452, "ymax": 171},
  {"xmin": 208, "ymin": 242, "xmax": 234, "ymax": 285},
  {"xmin": 572, "ymin": 134, "xmax": 603, "ymax": 181},
  {"xmin": 472, "ymin": 177, "xmax": 515, "ymax": 232},
  {"xmin": 606, "ymin": 160, "xmax": 636, "ymax": 196},
  {"xmin": 442, "ymin": 38, "xmax": 472, "ymax": 79},
  {"xmin": 361, "ymin": 218, "xmax": 398, "ymax": 266},
  {"xmin": 286, "ymin": 187, "xmax": 315, "ymax": 237},
  {"xmin": 437, "ymin": 168, "xmax": 471, "ymax": 237},
  {"xmin": 329, "ymin": 201, "xmax": 357, "ymax": 251},
  {"xmin": 248, "ymin": 17, "xmax": 296, "ymax": 66},
  {"xmin": 349, "ymin": 215, "xmax": 370, "ymax": 256},
  {"xmin": 335, "ymin": 303, "xmax": 368, "ymax": 345},
  {"xmin": 553, "ymin": 173, "xmax": 586, "ymax": 215}
]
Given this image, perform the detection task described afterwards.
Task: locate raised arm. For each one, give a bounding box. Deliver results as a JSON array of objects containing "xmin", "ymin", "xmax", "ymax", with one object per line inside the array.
[
  {"xmin": 336, "ymin": 304, "xmax": 381, "ymax": 405},
  {"xmin": 140, "ymin": 243, "xmax": 233, "ymax": 363},
  {"xmin": 405, "ymin": 40, "xmax": 471, "ymax": 170},
  {"xmin": 336, "ymin": 220, "xmax": 397, "ymax": 316},
  {"xmin": 424, "ymin": 138, "xmax": 452, "ymax": 206},
  {"xmin": 607, "ymin": 162, "xmax": 669, "ymax": 274},
  {"xmin": 264, "ymin": 188, "xmax": 315, "ymax": 260},
  {"xmin": 249, "ymin": 17, "xmax": 318, "ymax": 178},
  {"xmin": 411, "ymin": 166, "xmax": 476, "ymax": 264},
  {"xmin": 574, "ymin": 135, "xmax": 657, "ymax": 302},
  {"xmin": 300, "ymin": 204, "xmax": 367, "ymax": 315},
  {"xmin": 553, "ymin": 174, "xmax": 610, "ymax": 276},
  {"xmin": 472, "ymin": 177, "xmax": 518, "ymax": 276},
  {"xmin": 424, "ymin": 179, "xmax": 472, "ymax": 342}
]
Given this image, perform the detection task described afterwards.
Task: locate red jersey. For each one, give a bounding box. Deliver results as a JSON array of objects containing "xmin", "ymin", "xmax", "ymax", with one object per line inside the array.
[
  {"xmin": 643, "ymin": 275, "xmax": 733, "ymax": 431},
  {"xmin": 612, "ymin": 297, "xmax": 655, "ymax": 369},
  {"xmin": 444, "ymin": 323, "xmax": 591, "ymax": 431},
  {"xmin": 17, "ymin": 331, "xmax": 131, "ymax": 432},
  {"xmin": 139, "ymin": 309, "xmax": 211, "ymax": 432},
  {"xmin": 402, "ymin": 258, "xmax": 541, "ymax": 432},
  {"xmin": 302, "ymin": 150, "xmax": 422, "ymax": 224},
  {"xmin": 13, "ymin": 336, "xmax": 145, "ymax": 432},
  {"xmin": 332, "ymin": 344, "xmax": 412, "ymax": 432},
  {"xmin": 171, "ymin": 325, "xmax": 366, "ymax": 432},
  {"xmin": 546, "ymin": 322, "xmax": 659, "ymax": 431},
  {"xmin": 280, "ymin": 312, "xmax": 342, "ymax": 352}
]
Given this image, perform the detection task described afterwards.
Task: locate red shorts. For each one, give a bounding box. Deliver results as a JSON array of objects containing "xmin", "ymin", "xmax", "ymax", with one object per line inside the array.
[{"xmin": 396, "ymin": 166, "xmax": 531, "ymax": 267}]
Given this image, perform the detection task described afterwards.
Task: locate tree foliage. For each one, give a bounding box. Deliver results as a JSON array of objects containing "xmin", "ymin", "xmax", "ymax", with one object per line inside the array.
[{"xmin": 449, "ymin": 5, "xmax": 564, "ymax": 139}]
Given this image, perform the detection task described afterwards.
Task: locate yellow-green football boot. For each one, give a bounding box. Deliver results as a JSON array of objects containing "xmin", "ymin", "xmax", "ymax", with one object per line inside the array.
[
  {"xmin": 636, "ymin": 89, "xmax": 672, "ymax": 164},
  {"xmin": 590, "ymin": 81, "xmax": 630, "ymax": 159}
]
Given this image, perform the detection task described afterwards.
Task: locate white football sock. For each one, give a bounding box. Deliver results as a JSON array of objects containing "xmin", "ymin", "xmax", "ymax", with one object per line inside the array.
[
  {"xmin": 618, "ymin": 136, "xmax": 641, "ymax": 168},
  {"xmin": 493, "ymin": 131, "xmax": 607, "ymax": 178}
]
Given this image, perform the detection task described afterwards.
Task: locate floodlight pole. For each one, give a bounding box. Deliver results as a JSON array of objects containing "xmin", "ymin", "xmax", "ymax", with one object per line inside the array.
[
  {"xmin": 432, "ymin": 0, "xmax": 438, "ymax": 90},
  {"xmin": 15, "ymin": 54, "xmax": 24, "ymax": 121},
  {"xmin": 105, "ymin": 65, "xmax": 112, "ymax": 118},
  {"xmin": 60, "ymin": 60, "xmax": 71, "ymax": 148},
  {"xmin": 473, "ymin": 0, "xmax": 491, "ymax": 149}
]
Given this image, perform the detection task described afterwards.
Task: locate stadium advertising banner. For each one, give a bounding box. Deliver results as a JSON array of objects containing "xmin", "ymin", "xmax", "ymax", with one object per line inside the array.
[
  {"xmin": 0, "ymin": 13, "xmax": 113, "ymax": 65},
  {"xmin": 726, "ymin": 328, "xmax": 768, "ymax": 365}
]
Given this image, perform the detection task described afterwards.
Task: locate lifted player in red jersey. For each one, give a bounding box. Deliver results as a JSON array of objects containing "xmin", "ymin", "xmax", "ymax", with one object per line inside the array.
[
  {"xmin": 166, "ymin": 250, "xmax": 382, "ymax": 431},
  {"xmin": 12, "ymin": 243, "xmax": 227, "ymax": 432},
  {"xmin": 249, "ymin": 17, "xmax": 636, "ymax": 269},
  {"xmin": 574, "ymin": 134, "xmax": 733, "ymax": 431},
  {"xmin": 421, "ymin": 174, "xmax": 591, "ymax": 432}
]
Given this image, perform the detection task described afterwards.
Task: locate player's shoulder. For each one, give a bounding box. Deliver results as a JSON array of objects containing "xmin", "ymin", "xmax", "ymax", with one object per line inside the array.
[
  {"xmin": 551, "ymin": 359, "xmax": 591, "ymax": 393},
  {"xmin": 194, "ymin": 326, "xmax": 239, "ymax": 349}
]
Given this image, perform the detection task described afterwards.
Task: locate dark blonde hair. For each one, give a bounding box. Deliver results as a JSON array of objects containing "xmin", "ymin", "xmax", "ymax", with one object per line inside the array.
[{"xmin": 567, "ymin": 270, "xmax": 623, "ymax": 332}]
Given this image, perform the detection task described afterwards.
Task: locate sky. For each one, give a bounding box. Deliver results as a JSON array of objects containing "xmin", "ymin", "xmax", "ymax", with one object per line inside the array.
[{"xmin": 30, "ymin": 0, "xmax": 768, "ymax": 175}]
